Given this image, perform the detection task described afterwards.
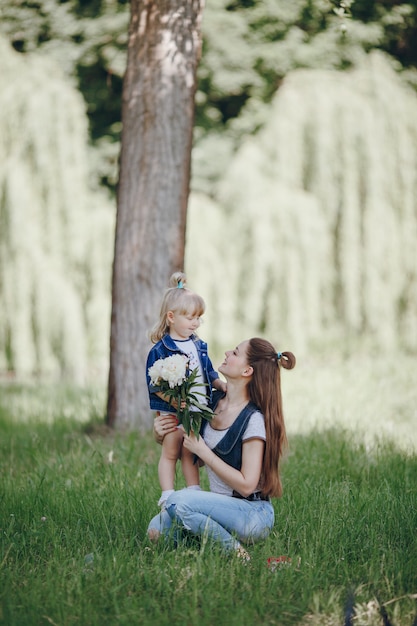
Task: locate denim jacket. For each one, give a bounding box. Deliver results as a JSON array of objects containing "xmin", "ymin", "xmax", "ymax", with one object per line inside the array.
[
  {"xmin": 146, "ymin": 334, "xmax": 219, "ymax": 412},
  {"xmin": 201, "ymin": 391, "xmax": 260, "ymax": 470}
]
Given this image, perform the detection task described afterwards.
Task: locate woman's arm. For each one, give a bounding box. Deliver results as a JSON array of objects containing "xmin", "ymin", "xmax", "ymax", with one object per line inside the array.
[{"xmin": 182, "ymin": 434, "xmax": 264, "ymax": 497}]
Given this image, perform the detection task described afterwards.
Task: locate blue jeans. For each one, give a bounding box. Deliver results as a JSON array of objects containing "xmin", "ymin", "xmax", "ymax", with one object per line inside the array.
[{"xmin": 147, "ymin": 489, "xmax": 274, "ymax": 552}]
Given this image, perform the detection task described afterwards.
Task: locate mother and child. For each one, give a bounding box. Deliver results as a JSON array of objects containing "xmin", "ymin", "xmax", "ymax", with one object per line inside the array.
[{"xmin": 146, "ymin": 272, "xmax": 296, "ymax": 561}]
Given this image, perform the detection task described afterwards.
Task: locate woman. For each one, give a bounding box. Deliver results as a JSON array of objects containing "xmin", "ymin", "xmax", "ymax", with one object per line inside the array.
[{"xmin": 147, "ymin": 337, "xmax": 296, "ymax": 560}]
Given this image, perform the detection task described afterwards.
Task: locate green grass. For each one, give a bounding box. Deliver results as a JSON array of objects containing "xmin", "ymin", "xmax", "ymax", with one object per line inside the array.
[{"xmin": 1, "ymin": 359, "xmax": 417, "ymax": 626}]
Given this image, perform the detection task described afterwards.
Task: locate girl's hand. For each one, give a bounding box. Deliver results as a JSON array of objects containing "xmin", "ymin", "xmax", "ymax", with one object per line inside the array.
[
  {"xmin": 153, "ymin": 413, "xmax": 178, "ymax": 443},
  {"xmin": 214, "ymin": 378, "xmax": 227, "ymax": 394},
  {"xmin": 167, "ymin": 399, "xmax": 186, "ymax": 410}
]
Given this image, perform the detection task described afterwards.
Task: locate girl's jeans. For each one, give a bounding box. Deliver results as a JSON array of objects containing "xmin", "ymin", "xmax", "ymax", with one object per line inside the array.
[{"xmin": 147, "ymin": 488, "xmax": 274, "ymax": 551}]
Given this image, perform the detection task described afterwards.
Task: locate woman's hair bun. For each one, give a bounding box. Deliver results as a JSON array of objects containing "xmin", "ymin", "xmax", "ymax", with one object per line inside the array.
[{"xmin": 280, "ymin": 351, "xmax": 296, "ymax": 370}]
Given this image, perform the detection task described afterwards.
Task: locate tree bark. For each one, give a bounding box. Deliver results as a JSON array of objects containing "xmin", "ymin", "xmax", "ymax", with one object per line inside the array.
[{"xmin": 107, "ymin": 0, "xmax": 204, "ymax": 429}]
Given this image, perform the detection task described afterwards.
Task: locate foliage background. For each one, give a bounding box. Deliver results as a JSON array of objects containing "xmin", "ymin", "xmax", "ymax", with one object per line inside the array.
[
  {"xmin": 1, "ymin": 0, "xmax": 417, "ymax": 382},
  {"xmin": 2, "ymin": 0, "xmax": 417, "ymax": 190}
]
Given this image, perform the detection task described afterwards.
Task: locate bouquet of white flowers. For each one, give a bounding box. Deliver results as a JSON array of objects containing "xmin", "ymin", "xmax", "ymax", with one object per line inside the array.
[{"xmin": 148, "ymin": 354, "xmax": 214, "ymax": 436}]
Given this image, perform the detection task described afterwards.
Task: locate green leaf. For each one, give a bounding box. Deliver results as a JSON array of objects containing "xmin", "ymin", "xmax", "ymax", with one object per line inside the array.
[
  {"xmin": 191, "ymin": 417, "xmax": 201, "ymax": 438},
  {"xmin": 189, "ymin": 399, "xmax": 214, "ymax": 416}
]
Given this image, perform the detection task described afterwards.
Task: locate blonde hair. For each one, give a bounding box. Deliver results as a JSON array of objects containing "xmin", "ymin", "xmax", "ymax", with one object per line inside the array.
[{"xmin": 150, "ymin": 272, "xmax": 206, "ymax": 343}]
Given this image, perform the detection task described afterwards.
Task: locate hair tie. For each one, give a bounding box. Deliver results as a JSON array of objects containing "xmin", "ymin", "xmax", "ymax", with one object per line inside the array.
[
  {"xmin": 177, "ymin": 281, "xmax": 184, "ymax": 289},
  {"xmin": 277, "ymin": 352, "xmax": 282, "ymax": 360}
]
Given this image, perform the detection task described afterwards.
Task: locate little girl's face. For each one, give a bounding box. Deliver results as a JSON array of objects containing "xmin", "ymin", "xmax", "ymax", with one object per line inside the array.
[{"xmin": 167, "ymin": 310, "xmax": 201, "ymax": 340}]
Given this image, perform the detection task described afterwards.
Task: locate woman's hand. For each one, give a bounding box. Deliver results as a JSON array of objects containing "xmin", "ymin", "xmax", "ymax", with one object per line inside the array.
[
  {"xmin": 184, "ymin": 434, "xmax": 265, "ymax": 496},
  {"xmin": 182, "ymin": 431, "xmax": 209, "ymax": 457},
  {"xmin": 153, "ymin": 413, "xmax": 178, "ymax": 444}
]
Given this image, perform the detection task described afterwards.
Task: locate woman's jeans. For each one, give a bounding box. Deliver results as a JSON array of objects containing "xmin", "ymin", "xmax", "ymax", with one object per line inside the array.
[{"xmin": 147, "ymin": 489, "xmax": 274, "ymax": 552}]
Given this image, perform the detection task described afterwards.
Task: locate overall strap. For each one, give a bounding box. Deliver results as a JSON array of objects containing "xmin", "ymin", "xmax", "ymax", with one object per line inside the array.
[
  {"xmin": 201, "ymin": 399, "xmax": 260, "ymax": 471},
  {"xmin": 211, "ymin": 402, "xmax": 259, "ymax": 455}
]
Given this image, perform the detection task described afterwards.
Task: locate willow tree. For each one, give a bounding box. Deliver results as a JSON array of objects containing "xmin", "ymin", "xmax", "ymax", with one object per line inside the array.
[
  {"xmin": 186, "ymin": 52, "xmax": 417, "ymax": 358},
  {"xmin": 0, "ymin": 36, "xmax": 114, "ymax": 382},
  {"xmin": 107, "ymin": 0, "xmax": 204, "ymax": 430}
]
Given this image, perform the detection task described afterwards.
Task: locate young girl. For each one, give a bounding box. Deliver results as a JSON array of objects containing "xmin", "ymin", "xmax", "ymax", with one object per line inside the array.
[{"xmin": 146, "ymin": 272, "xmax": 226, "ymax": 509}]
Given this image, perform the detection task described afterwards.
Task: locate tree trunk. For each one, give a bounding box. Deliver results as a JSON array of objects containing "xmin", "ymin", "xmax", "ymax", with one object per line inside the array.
[{"xmin": 107, "ymin": 0, "xmax": 204, "ymax": 430}]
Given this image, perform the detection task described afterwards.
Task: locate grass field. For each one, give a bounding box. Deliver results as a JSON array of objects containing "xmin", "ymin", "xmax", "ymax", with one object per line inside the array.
[{"xmin": 1, "ymin": 355, "xmax": 416, "ymax": 625}]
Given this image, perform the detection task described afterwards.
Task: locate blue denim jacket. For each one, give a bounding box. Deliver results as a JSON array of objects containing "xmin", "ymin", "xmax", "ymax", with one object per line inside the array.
[{"xmin": 146, "ymin": 334, "xmax": 219, "ymax": 412}]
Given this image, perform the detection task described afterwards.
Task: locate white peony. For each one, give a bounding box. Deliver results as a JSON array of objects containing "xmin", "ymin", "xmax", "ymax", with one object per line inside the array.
[{"xmin": 148, "ymin": 354, "xmax": 188, "ymax": 388}]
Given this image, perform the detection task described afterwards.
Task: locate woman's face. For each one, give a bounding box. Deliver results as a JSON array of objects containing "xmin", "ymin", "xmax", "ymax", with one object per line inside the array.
[{"xmin": 218, "ymin": 340, "xmax": 250, "ymax": 379}]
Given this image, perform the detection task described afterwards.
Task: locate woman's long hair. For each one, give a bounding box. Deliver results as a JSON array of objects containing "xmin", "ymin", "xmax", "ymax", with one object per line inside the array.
[{"xmin": 246, "ymin": 338, "xmax": 296, "ymax": 498}]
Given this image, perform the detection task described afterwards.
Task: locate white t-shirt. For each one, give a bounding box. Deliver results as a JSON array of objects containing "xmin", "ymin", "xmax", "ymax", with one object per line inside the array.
[
  {"xmin": 203, "ymin": 410, "xmax": 266, "ymax": 495},
  {"xmin": 174, "ymin": 338, "xmax": 207, "ymax": 408}
]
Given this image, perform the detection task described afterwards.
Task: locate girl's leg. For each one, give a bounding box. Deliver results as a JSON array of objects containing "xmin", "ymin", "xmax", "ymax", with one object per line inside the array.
[
  {"xmin": 158, "ymin": 429, "xmax": 183, "ymax": 490},
  {"xmin": 181, "ymin": 446, "xmax": 200, "ymax": 487},
  {"xmin": 166, "ymin": 489, "xmax": 274, "ymax": 552}
]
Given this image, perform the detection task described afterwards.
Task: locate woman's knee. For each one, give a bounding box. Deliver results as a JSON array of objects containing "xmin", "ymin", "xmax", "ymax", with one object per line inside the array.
[
  {"xmin": 147, "ymin": 510, "xmax": 172, "ymax": 540},
  {"xmin": 148, "ymin": 528, "xmax": 161, "ymax": 542}
]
